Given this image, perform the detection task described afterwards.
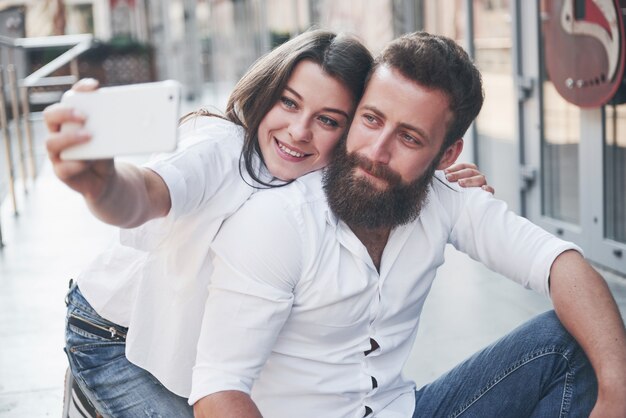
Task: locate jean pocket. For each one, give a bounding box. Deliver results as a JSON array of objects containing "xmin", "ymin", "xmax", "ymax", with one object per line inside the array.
[
  {"xmin": 67, "ymin": 312, "xmax": 127, "ymax": 342},
  {"xmin": 68, "ymin": 338, "xmax": 127, "ymax": 374},
  {"xmin": 66, "ymin": 312, "xmax": 127, "ymax": 371}
]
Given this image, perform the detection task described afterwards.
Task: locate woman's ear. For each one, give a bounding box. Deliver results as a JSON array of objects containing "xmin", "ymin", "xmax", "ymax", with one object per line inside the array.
[{"xmin": 436, "ymin": 139, "xmax": 464, "ymax": 170}]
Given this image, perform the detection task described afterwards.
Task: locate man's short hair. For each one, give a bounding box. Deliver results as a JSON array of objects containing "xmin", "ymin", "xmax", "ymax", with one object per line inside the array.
[{"xmin": 375, "ymin": 31, "xmax": 484, "ymax": 150}]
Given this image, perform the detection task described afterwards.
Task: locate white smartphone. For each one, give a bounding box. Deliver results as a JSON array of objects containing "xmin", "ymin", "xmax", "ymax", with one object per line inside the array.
[{"xmin": 59, "ymin": 80, "xmax": 182, "ymax": 160}]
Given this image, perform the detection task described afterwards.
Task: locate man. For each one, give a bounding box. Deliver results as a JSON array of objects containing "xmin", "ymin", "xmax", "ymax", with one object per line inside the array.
[{"xmin": 191, "ymin": 32, "xmax": 626, "ymax": 417}]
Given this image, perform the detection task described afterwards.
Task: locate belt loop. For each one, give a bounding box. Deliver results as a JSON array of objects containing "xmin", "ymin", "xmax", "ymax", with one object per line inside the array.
[{"xmin": 65, "ymin": 278, "xmax": 74, "ymax": 306}]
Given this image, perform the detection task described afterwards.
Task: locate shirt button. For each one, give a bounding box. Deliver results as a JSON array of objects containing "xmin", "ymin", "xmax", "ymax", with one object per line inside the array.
[
  {"xmin": 371, "ymin": 376, "xmax": 378, "ymax": 389},
  {"xmin": 364, "ymin": 406, "xmax": 373, "ymax": 416},
  {"xmin": 364, "ymin": 338, "xmax": 380, "ymax": 356}
]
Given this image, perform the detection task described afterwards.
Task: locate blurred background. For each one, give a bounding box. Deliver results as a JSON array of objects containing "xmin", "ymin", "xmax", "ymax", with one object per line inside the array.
[
  {"xmin": 0, "ymin": 0, "xmax": 624, "ymax": 273},
  {"xmin": 0, "ymin": 0, "xmax": 624, "ymax": 416}
]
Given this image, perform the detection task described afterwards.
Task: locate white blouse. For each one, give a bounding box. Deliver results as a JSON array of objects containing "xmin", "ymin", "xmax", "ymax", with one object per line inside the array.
[{"xmin": 76, "ymin": 116, "xmax": 259, "ymax": 396}]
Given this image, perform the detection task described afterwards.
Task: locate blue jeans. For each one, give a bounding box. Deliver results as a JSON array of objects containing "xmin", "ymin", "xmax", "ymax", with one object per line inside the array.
[
  {"xmin": 64, "ymin": 283, "xmax": 193, "ymax": 418},
  {"xmin": 66, "ymin": 284, "xmax": 595, "ymax": 417},
  {"xmin": 413, "ymin": 311, "xmax": 597, "ymax": 417}
]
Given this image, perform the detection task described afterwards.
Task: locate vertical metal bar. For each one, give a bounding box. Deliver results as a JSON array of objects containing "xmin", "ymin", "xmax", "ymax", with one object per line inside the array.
[
  {"xmin": 258, "ymin": 0, "xmax": 271, "ymax": 54},
  {"xmin": 464, "ymin": 0, "xmax": 479, "ymax": 165},
  {"xmin": 7, "ymin": 64, "xmax": 27, "ymax": 191},
  {"xmin": 0, "ymin": 195, "xmax": 4, "ymax": 246},
  {"xmin": 308, "ymin": 0, "xmax": 319, "ymax": 27},
  {"xmin": 70, "ymin": 57, "xmax": 79, "ymax": 78},
  {"xmin": 536, "ymin": 1, "xmax": 547, "ymax": 218},
  {"xmin": 403, "ymin": 0, "xmax": 416, "ymax": 32},
  {"xmin": 414, "ymin": 0, "xmax": 424, "ymax": 31},
  {"xmin": 464, "ymin": 0, "xmax": 476, "ymax": 59},
  {"xmin": 262, "ymin": 0, "xmax": 270, "ymax": 53},
  {"xmin": 293, "ymin": 0, "xmax": 300, "ymax": 34},
  {"xmin": 512, "ymin": 0, "xmax": 527, "ymax": 216},
  {"xmin": 0, "ymin": 67, "xmax": 18, "ymax": 215},
  {"xmin": 392, "ymin": 0, "xmax": 405, "ymax": 37},
  {"xmin": 183, "ymin": 0, "xmax": 203, "ymax": 99},
  {"xmin": 609, "ymin": 104, "xmax": 617, "ymax": 238},
  {"xmin": 393, "ymin": 0, "xmax": 418, "ymax": 35},
  {"xmin": 20, "ymin": 85, "xmax": 36, "ymax": 180}
]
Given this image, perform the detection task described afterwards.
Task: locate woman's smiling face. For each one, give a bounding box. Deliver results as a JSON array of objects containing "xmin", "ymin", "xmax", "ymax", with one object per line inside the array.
[{"xmin": 257, "ymin": 59, "xmax": 355, "ymax": 181}]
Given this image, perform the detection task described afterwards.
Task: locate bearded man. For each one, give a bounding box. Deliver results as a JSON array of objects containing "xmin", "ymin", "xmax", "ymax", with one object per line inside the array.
[{"xmin": 191, "ymin": 32, "xmax": 626, "ymax": 418}]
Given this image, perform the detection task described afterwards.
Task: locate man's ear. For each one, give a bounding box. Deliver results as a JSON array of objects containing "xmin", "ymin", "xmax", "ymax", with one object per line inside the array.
[{"xmin": 436, "ymin": 139, "xmax": 464, "ymax": 170}]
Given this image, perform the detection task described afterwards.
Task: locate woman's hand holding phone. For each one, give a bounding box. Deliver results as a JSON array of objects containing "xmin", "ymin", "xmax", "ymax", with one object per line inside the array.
[
  {"xmin": 44, "ymin": 78, "xmax": 115, "ymax": 203},
  {"xmin": 44, "ymin": 78, "xmax": 172, "ymax": 228}
]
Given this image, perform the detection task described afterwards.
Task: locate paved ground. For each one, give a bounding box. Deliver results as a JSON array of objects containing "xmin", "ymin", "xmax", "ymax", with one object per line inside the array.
[{"xmin": 1, "ymin": 99, "xmax": 625, "ymax": 417}]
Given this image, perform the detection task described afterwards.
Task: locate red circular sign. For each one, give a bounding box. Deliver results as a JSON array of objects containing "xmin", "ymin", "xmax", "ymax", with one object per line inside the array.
[{"xmin": 543, "ymin": 0, "xmax": 626, "ymax": 107}]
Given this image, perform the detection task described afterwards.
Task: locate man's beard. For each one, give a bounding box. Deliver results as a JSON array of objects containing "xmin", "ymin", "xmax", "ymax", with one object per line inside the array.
[{"xmin": 323, "ymin": 140, "xmax": 437, "ymax": 230}]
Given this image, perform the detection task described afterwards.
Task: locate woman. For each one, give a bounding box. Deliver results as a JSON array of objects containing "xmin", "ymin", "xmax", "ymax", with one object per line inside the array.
[{"xmin": 46, "ymin": 30, "xmax": 490, "ymax": 416}]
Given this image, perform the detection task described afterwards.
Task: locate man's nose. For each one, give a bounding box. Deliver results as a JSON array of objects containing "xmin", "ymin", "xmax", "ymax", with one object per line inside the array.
[
  {"xmin": 364, "ymin": 131, "xmax": 393, "ymax": 165},
  {"xmin": 288, "ymin": 116, "xmax": 313, "ymax": 143}
]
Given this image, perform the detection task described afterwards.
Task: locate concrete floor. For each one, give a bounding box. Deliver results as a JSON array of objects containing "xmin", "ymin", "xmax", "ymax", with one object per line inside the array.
[{"xmin": 1, "ymin": 115, "xmax": 626, "ymax": 417}]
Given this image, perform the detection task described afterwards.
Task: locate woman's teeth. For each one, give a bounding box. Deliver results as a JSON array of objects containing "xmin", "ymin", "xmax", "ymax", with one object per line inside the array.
[{"xmin": 278, "ymin": 142, "xmax": 305, "ymax": 158}]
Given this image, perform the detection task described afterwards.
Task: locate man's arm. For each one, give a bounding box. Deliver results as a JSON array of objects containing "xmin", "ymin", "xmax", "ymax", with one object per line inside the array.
[
  {"xmin": 194, "ymin": 391, "xmax": 262, "ymax": 418},
  {"xmin": 550, "ymin": 250, "xmax": 626, "ymax": 418},
  {"xmin": 189, "ymin": 189, "xmax": 305, "ymax": 416},
  {"xmin": 448, "ymin": 187, "xmax": 626, "ymax": 415}
]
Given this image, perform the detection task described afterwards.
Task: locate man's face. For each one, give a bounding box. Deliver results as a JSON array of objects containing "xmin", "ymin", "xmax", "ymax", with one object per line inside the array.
[
  {"xmin": 345, "ymin": 65, "xmax": 456, "ymax": 190},
  {"xmin": 323, "ymin": 66, "xmax": 461, "ymax": 230}
]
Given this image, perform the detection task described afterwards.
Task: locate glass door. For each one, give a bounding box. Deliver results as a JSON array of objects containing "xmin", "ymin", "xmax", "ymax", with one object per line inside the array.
[
  {"xmin": 473, "ymin": 0, "xmax": 519, "ymax": 211},
  {"xmin": 524, "ymin": 0, "xmax": 625, "ymax": 273},
  {"xmin": 521, "ymin": 0, "xmax": 589, "ymax": 248},
  {"xmin": 540, "ymin": 82, "xmax": 581, "ymax": 228},
  {"xmin": 593, "ymin": 105, "xmax": 626, "ymax": 272},
  {"xmin": 604, "ymin": 105, "xmax": 626, "ymax": 245}
]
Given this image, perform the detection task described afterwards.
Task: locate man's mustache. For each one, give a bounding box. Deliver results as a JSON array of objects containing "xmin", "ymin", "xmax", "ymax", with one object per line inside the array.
[{"xmin": 350, "ymin": 152, "xmax": 402, "ymax": 186}]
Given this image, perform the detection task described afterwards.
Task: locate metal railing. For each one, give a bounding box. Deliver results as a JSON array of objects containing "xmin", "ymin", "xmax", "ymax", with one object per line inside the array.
[{"xmin": 0, "ymin": 33, "xmax": 93, "ymax": 247}]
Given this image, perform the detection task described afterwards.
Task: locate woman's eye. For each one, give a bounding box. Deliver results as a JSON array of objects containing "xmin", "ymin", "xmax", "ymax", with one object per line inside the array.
[
  {"xmin": 319, "ymin": 115, "xmax": 339, "ymax": 127},
  {"xmin": 281, "ymin": 97, "xmax": 297, "ymax": 109}
]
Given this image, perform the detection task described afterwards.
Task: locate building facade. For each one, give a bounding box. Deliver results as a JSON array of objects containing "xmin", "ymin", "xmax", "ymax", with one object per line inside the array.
[{"xmin": 172, "ymin": 0, "xmax": 626, "ymax": 275}]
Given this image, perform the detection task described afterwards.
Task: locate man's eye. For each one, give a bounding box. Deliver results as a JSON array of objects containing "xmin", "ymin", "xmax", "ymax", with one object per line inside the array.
[
  {"xmin": 402, "ymin": 133, "xmax": 420, "ymax": 145},
  {"xmin": 281, "ymin": 97, "xmax": 297, "ymax": 109},
  {"xmin": 363, "ymin": 114, "xmax": 376, "ymax": 124},
  {"xmin": 319, "ymin": 116, "xmax": 339, "ymax": 127}
]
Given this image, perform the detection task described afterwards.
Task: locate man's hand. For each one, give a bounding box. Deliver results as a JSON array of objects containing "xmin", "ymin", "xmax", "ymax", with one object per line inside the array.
[
  {"xmin": 194, "ymin": 391, "xmax": 262, "ymax": 418},
  {"xmin": 590, "ymin": 387, "xmax": 626, "ymax": 418},
  {"xmin": 444, "ymin": 162, "xmax": 494, "ymax": 194}
]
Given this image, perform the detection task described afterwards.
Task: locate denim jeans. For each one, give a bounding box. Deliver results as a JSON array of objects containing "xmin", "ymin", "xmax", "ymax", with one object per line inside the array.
[
  {"xmin": 413, "ymin": 311, "xmax": 598, "ymax": 417},
  {"xmin": 65, "ymin": 283, "xmax": 596, "ymax": 417},
  {"xmin": 64, "ymin": 284, "xmax": 193, "ymax": 418}
]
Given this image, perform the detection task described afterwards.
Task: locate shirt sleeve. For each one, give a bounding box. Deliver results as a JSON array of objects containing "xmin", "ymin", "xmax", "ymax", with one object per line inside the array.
[
  {"xmin": 447, "ymin": 186, "xmax": 582, "ymax": 297},
  {"xmin": 188, "ymin": 190, "xmax": 304, "ymax": 405},
  {"xmin": 119, "ymin": 117, "xmax": 243, "ymax": 250}
]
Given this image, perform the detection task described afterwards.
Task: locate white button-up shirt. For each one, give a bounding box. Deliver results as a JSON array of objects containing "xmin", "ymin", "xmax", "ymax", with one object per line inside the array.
[{"xmin": 190, "ymin": 170, "xmax": 580, "ymax": 417}]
